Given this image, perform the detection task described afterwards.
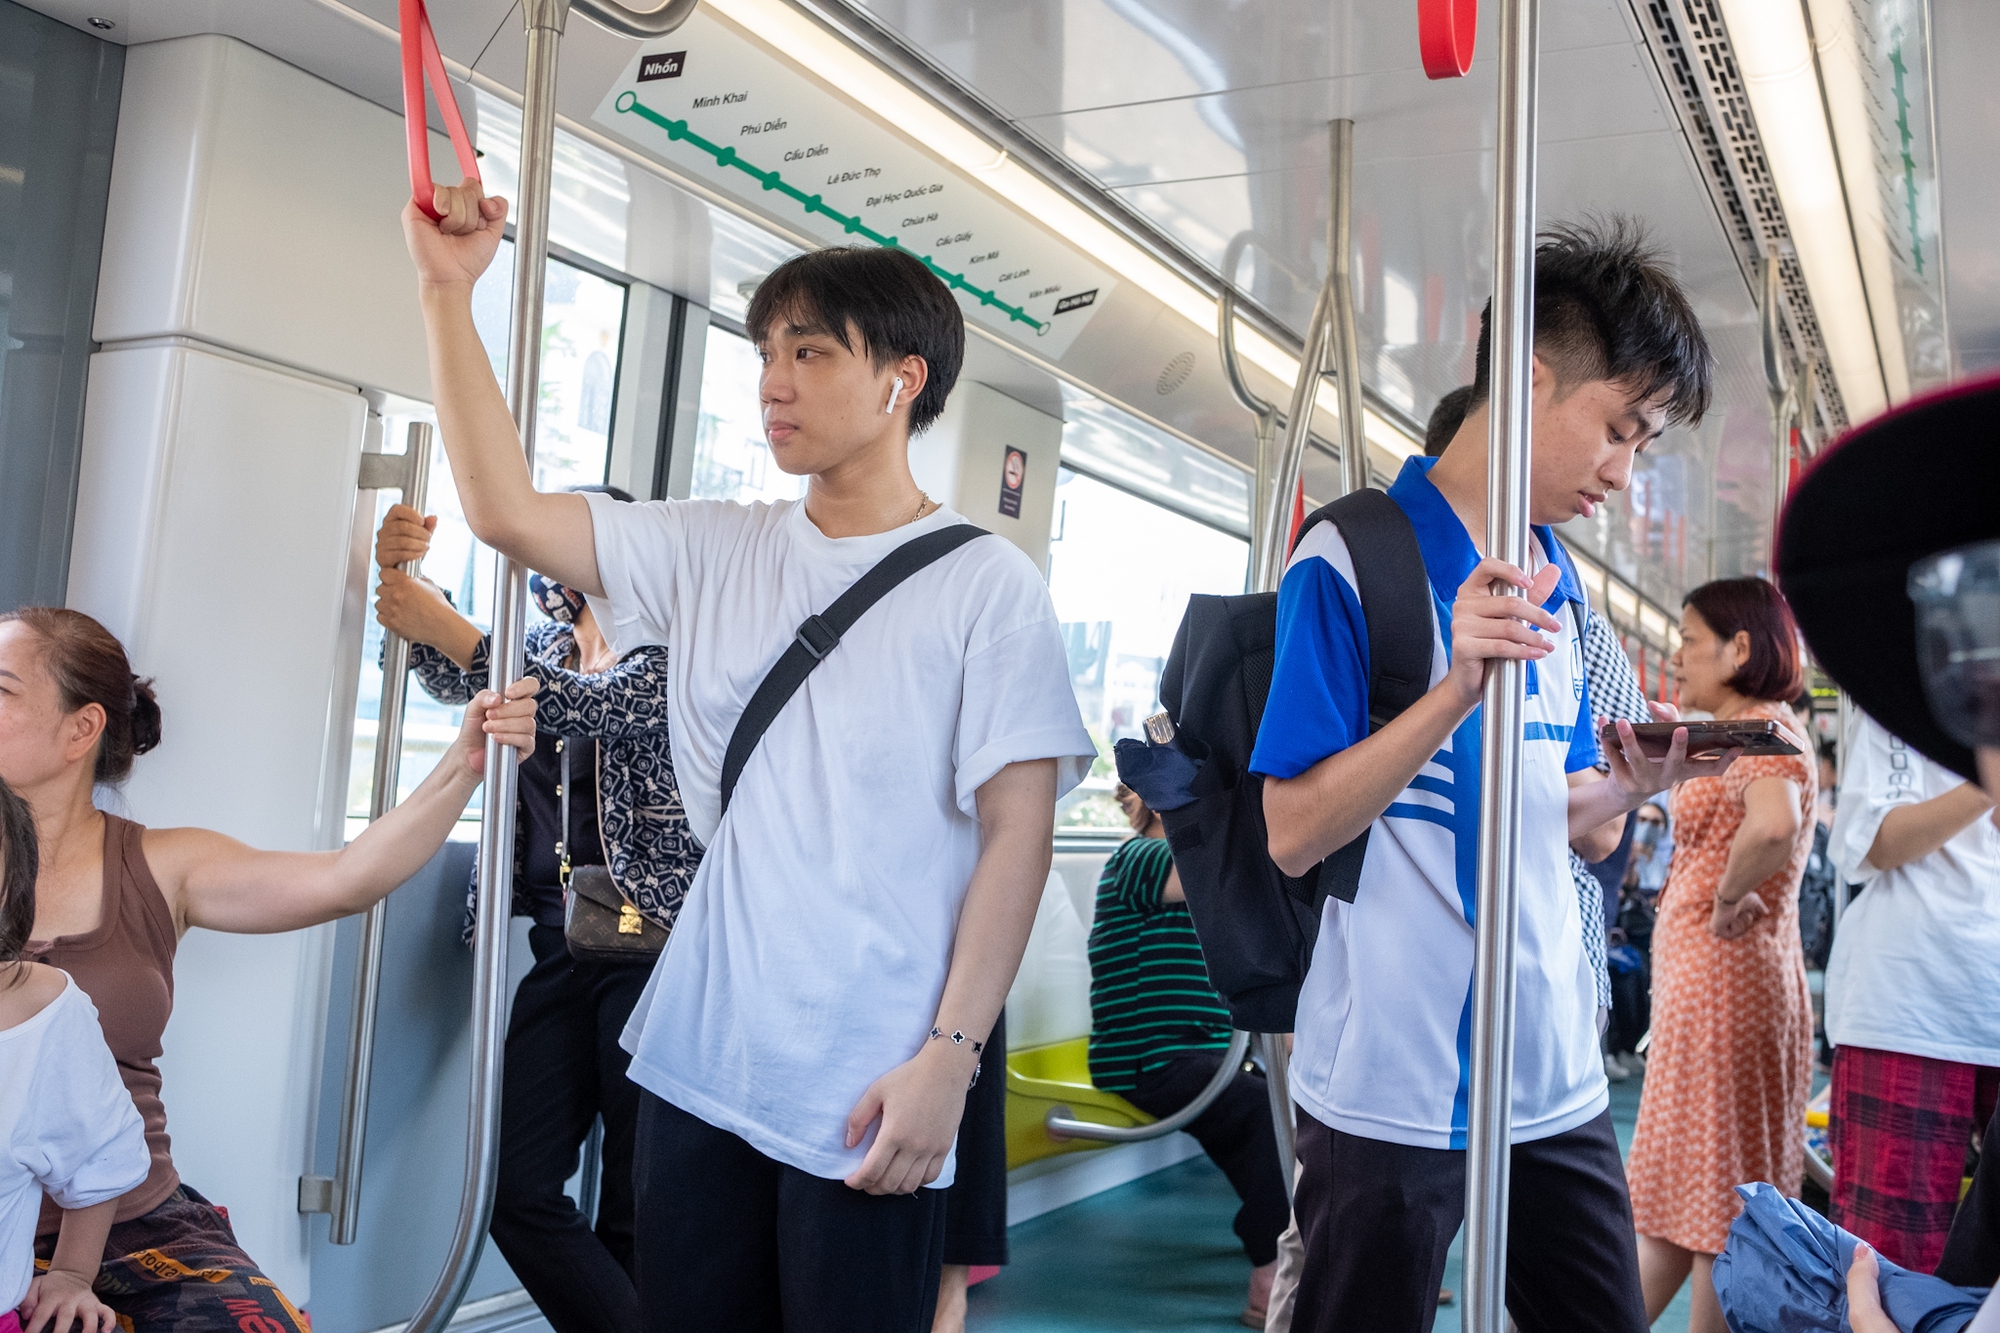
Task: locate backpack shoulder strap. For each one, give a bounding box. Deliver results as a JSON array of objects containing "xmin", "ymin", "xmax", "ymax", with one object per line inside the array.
[
  {"xmin": 718, "ymin": 523, "xmax": 990, "ymax": 819},
  {"xmin": 1298, "ymin": 487, "xmax": 1432, "ymax": 904}
]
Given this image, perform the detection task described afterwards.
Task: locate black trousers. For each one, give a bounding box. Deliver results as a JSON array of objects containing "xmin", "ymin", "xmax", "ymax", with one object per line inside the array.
[
  {"xmin": 634, "ymin": 1091, "xmax": 948, "ymax": 1332},
  {"xmin": 942, "ymin": 1009, "xmax": 1008, "ymax": 1267},
  {"xmin": 1125, "ymin": 1051, "xmax": 1290, "ymax": 1266},
  {"xmin": 1291, "ymin": 1107, "xmax": 1647, "ymax": 1333},
  {"xmin": 1938, "ymin": 1099, "xmax": 2000, "ymax": 1286},
  {"xmin": 489, "ymin": 925, "xmax": 651, "ymax": 1333}
]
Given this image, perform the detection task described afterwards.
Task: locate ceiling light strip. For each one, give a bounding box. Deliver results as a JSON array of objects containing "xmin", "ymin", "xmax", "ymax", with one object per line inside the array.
[{"xmin": 1625, "ymin": 0, "xmax": 1853, "ymax": 431}]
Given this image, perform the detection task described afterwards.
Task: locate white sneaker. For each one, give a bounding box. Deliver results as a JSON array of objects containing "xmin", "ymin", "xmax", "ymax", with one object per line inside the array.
[
  {"xmin": 1604, "ymin": 1053, "xmax": 1630, "ymax": 1081},
  {"xmin": 1622, "ymin": 1052, "xmax": 1646, "ymax": 1075}
]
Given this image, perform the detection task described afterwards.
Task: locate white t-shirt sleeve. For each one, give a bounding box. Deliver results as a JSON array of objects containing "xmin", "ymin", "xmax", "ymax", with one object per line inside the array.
[
  {"xmin": 582, "ymin": 489, "xmax": 684, "ymax": 654},
  {"xmin": 1829, "ymin": 716, "xmax": 1922, "ymax": 885},
  {"xmin": 23, "ymin": 989, "xmax": 149, "ymax": 1210},
  {"xmin": 951, "ymin": 611, "xmax": 1096, "ymax": 816}
]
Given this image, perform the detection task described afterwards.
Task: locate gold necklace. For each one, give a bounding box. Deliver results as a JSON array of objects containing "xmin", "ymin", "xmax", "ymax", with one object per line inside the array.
[{"xmin": 914, "ymin": 490, "xmax": 934, "ymax": 521}]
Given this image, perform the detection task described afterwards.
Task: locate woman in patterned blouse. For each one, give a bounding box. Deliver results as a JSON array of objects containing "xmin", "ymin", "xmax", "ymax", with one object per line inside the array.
[{"xmin": 373, "ymin": 488, "xmax": 699, "ymax": 1333}]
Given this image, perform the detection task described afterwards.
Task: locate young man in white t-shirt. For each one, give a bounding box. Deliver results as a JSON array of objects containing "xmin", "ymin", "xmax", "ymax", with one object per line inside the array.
[
  {"xmin": 1253, "ymin": 221, "xmax": 1734, "ymax": 1333},
  {"xmin": 402, "ymin": 184, "xmax": 1094, "ymax": 1331}
]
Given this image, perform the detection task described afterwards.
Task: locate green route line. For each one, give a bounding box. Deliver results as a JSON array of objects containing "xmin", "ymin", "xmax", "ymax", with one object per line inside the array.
[
  {"xmin": 1888, "ymin": 36, "xmax": 1924, "ymax": 277},
  {"xmin": 616, "ymin": 91, "xmax": 1051, "ymax": 335}
]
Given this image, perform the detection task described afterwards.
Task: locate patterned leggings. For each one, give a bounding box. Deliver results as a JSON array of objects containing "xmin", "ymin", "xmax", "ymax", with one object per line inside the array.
[{"xmin": 34, "ymin": 1187, "xmax": 307, "ymax": 1333}]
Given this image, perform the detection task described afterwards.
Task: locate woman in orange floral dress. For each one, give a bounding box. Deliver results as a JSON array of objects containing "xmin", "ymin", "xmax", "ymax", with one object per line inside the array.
[{"xmin": 1626, "ymin": 577, "xmax": 1817, "ymax": 1333}]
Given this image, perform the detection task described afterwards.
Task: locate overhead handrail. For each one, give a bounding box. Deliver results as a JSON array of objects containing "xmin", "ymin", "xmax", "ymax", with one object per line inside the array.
[
  {"xmin": 1252, "ymin": 119, "xmax": 1368, "ymax": 592},
  {"xmin": 397, "ymin": 0, "xmax": 697, "ymax": 1324},
  {"xmin": 323, "ymin": 422, "xmax": 434, "ymax": 1245},
  {"xmin": 571, "ymin": 0, "xmax": 700, "ymax": 38},
  {"xmin": 400, "ymin": 0, "xmax": 481, "ymax": 221},
  {"xmin": 1045, "ymin": 1030, "xmax": 1252, "ymax": 1143},
  {"xmin": 1462, "ymin": 0, "xmax": 1540, "ymax": 1328}
]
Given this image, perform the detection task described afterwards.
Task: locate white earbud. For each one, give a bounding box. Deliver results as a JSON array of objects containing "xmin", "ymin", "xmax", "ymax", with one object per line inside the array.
[{"xmin": 886, "ymin": 377, "xmax": 904, "ymax": 414}]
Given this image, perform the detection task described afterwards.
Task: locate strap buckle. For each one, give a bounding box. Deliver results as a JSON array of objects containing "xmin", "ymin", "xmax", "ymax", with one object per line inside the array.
[{"xmin": 795, "ymin": 614, "xmax": 840, "ymax": 661}]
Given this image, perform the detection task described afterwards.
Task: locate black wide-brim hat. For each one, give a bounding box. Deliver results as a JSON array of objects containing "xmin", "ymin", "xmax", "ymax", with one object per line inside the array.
[{"xmin": 1778, "ymin": 372, "xmax": 2000, "ymax": 782}]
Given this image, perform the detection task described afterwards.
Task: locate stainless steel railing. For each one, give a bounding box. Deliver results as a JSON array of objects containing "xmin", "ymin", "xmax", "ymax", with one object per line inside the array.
[
  {"xmin": 1762, "ymin": 245, "xmax": 1799, "ymax": 561},
  {"xmin": 1462, "ymin": 2, "xmax": 1541, "ymax": 1328},
  {"xmin": 317, "ymin": 421, "xmax": 435, "ymax": 1243},
  {"xmin": 401, "ymin": 0, "xmax": 695, "ymax": 1325},
  {"xmin": 1251, "ymin": 118, "xmax": 1369, "ymax": 595},
  {"xmin": 1044, "ymin": 1030, "xmax": 1252, "ymax": 1143}
]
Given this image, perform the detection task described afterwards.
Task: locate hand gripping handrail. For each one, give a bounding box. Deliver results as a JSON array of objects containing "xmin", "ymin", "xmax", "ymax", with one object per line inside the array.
[
  {"xmin": 324, "ymin": 423, "xmax": 434, "ymax": 1245},
  {"xmin": 1044, "ymin": 1030, "xmax": 1252, "ymax": 1143},
  {"xmin": 401, "ymin": 0, "xmax": 481, "ymax": 220},
  {"xmin": 398, "ymin": 0, "xmax": 695, "ymax": 1325}
]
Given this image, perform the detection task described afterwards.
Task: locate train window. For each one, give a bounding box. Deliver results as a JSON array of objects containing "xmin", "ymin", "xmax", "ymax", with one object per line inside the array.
[
  {"xmin": 688, "ymin": 323, "xmax": 808, "ymax": 505},
  {"xmin": 1047, "ymin": 467, "xmax": 1250, "ymax": 830},
  {"xmin": 345, "ymin": 251, "xmax": 630, "ymax": 839}
]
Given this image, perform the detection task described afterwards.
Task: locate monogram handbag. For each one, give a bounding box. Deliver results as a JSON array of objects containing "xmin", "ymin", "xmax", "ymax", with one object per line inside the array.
[{"xmin": 558, "ymin": 738, "xmax": 667, "ymax": 963}]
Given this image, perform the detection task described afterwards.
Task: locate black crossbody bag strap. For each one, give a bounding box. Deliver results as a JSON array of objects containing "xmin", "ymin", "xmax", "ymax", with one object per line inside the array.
[{"xmin": 718, "ymin": 523, "xmax": 990, "ymax": 819}]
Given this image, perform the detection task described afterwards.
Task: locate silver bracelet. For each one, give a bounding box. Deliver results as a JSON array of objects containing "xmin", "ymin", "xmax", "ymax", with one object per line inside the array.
[{"xmin": 929, "ymin": 1026, "xmax": 985, "ymax": 1056}]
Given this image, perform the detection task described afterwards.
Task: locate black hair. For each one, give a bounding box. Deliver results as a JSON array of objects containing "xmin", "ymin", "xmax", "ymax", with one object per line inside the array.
[
  {"xmin": 569, "ymin": 484, "xmax": 637, "ymax": 503},
  {"xmin": 745, "ymin": 247, "xmax": 966, "ymax": 434},
  {"xmin": 1424, "ymin": 385, "xmax": 1476, "ymax": 457},
  {"xmin": 1470, "ymin": 217, "xmax": 1712, "ymax": 428},
  {"xmin": 0, "ymin": 777, "xmax": 36, "ymax": 974}
]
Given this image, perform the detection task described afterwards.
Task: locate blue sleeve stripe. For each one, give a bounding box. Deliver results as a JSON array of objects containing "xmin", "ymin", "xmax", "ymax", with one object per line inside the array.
[
  {"xmin": 1406, "ymin": 773, "xmax": 1455, "ymax": 799},
  {"xmin": 1383, "ymin": 802, "xmax": 1457, "ymax": 831},
  {"xmin": 1523, "ymin": 722, "xmax": 1574, "ymax": 743}
]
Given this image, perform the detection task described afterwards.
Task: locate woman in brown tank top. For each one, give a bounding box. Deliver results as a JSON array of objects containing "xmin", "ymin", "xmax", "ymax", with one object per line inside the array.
[{"xmin": 0, "ymin": 608, "xmax": 537, "ymax": 1331}]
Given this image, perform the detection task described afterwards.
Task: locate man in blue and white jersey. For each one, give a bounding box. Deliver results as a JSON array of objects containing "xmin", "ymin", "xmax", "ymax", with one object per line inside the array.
[{"xmin": 1256, "ymin": 221, "xmax": 1731, "ymax": 1333}]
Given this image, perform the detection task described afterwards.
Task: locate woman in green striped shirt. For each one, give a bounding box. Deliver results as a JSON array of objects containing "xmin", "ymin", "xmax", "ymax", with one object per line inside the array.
[{"xmin": 1087, "ymin": 785, "xmax": 1289, "ymax": 1328}]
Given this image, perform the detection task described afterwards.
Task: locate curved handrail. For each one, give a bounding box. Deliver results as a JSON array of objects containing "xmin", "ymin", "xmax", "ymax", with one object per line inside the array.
[
  {"xmin": 571, "ymin": 0, "xmax": 700, "ymax": 38},
  {"xmin": 1044, "ymin": 1030, "xmax": 1251, "ymax": 1143},
  {"xmin": 330, "ymin": 422, "xmax": 434, "ymax": 1246}
]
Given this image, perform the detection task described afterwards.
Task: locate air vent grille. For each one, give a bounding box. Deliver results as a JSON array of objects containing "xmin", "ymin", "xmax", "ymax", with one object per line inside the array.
[{"xmin": 1630, "ymin": 0, "xmax": 1844, "ymax": 433}]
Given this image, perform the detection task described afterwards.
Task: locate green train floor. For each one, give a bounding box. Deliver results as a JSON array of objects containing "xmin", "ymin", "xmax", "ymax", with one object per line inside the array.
[{"xmin": 965, "ymin": 1073, "xmax": 1693, "ymax": 1332}]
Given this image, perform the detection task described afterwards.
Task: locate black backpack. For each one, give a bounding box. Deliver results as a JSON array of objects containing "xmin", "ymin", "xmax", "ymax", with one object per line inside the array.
[{"xmin": 1145, "ymin": 487, "xmax": 1432, "ymax": 1033}]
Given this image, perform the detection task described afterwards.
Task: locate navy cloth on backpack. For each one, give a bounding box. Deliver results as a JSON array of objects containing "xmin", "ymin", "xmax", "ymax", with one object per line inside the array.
[
  {"xmin": 1111, "ymin": 736, "xmax": 1200, "ymax": 813},
  {"xmin": 1712, "ymin": 1183, "xmax": 1988, "ymax": 1333}
]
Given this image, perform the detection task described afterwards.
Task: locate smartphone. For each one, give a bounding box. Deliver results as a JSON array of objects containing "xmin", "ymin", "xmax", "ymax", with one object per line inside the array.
[{"xmin": 1598, "ymin": 718, "xmax": 1802, "ymax": 759}]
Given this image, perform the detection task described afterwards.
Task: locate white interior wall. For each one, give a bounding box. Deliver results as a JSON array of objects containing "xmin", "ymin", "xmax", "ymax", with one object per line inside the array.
[
  {"xmin": 66, "ymin": 32, "xmax": 453, "ymax": 1303},
  {"xmin": 68, "ymin": 345, "xmax": 367, "ymax": 1302},
  {"xmin": 910, "ymin": 380, "xmax": 1064, "ymax": 572}
]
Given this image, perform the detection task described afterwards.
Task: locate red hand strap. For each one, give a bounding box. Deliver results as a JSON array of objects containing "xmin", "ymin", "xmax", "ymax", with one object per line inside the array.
[
  {"xmin": 402, "ymin": 0, "xmax": 482, "ymax": 220},
  {"xmin": 1419, "ymin": 0, "xmax": 1478, "ymax": 79}
]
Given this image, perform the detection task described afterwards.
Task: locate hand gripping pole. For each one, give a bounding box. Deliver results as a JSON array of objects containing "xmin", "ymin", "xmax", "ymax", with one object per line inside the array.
[{"xmin": 401, "ymin": 0, "xmax": 482, "ymax": 220}]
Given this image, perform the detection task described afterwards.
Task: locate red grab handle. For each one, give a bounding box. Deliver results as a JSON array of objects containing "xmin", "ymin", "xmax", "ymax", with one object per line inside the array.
[
  {"xmin": 1418, "ymin": 0, "xmax": 1477, "ymax": 79},
  {"xmin": 402, "ymin": 0, "xmax": 482, "ymax": 220}
]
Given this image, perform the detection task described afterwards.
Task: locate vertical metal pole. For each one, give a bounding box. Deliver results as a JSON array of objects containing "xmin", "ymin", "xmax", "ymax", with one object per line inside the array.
[
  {"xmin": 405, "ymin": 3, "xmax": 564, "ymax": 1328},
  {"xmin": 331, "ymin": 423, "xmax": 434, "ymax": 1245},
  {"xmin": 1465, "ymin": 0, "xmax": 1539, "ymax": 1328},
  {"xmin": 1762, "ymin": 247, "xmax": 1795, "ymax": 569},
  {"xmin": 1258, "ymin": 1032, "xmax": 1297, "ymax": 1202},
  {"xmin": 1258, "ymin": 286, "xmax": 1333, "ymax": 593},
  {"xmin": 1328, "ymin": 120, "xmax": 1369, "ymax": 498}
]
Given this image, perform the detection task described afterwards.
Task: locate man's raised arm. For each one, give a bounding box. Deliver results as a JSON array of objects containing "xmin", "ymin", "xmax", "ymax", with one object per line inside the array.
[{"xmin": 401, "ymin": 182, "xmax": 603, "ymax": 596}]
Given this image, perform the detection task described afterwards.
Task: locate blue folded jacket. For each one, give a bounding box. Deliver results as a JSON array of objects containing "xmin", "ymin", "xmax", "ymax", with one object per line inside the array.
[
  {"xmin": 1713, "ymin": 1182, "xmax": 1989, "ymax": 1333},
  {"xmin": 1111, "ymin": 737, "xmax": 1201, "ymax": 813}
]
